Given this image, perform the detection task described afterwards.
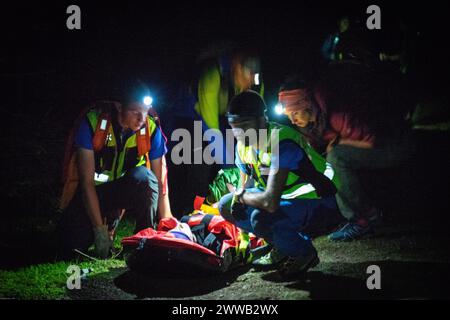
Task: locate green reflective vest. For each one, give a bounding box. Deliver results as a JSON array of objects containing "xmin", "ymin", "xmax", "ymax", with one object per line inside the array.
[
  {"xmin": 86, "ymin": 108, "xmax": 158, "ymax": 185},
  {"xmin": 236, "ymin": 122, "xmax": 339, "ymax": 199}
]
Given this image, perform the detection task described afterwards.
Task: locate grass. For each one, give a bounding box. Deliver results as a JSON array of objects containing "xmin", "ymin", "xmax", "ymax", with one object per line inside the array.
[
  {"xmin": 0, "ymin": 218, "xmax": 135, "ymax": 300},
  {"xmin": 2, "ymin": 214, "xmax": 450, "ymax": 300},
  {"xmin": 0, "ymin": 259, "xmax": 126, "ymax": 300}
]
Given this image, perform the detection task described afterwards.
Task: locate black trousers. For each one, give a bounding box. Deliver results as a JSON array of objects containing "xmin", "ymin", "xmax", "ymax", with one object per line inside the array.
[
  {"xmin": 57, "ymin": 166, "xmax": 159, "ymax": 258},
  {"xmin": 326, "ymin": 131, "xmax": 415, "ymax": 220},
  {"xmin": 167, "ymin": 116, "xmax": 220, "ymax": 217}
]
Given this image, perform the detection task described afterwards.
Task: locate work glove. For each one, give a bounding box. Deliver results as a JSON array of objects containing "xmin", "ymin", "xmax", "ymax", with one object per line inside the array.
[{"xmin": 93, "ymin": 225, "xmax": 112, "ymax": 259}]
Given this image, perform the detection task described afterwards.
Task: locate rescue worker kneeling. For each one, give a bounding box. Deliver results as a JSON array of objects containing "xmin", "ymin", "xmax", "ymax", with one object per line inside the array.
[
  {"xmin": 219, "ymin": 91, "xmax": 340, "ymax": 278},
  {"xmin": 57, "ymin": 79, "xmax": 173, "ymax": 259}
]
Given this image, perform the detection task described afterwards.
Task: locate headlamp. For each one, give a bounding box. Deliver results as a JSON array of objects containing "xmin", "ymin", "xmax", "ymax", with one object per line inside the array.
[
  {"xmin": 274, "ymin": 103, "xmax": 284, "ymax": 115},
  {"xmin": 254, "ymin": 73, "xmax": 260, "ymax": 86},
  {"xmin": 143, "ymin": 96, "xmax": 153, "ymax": 106}
]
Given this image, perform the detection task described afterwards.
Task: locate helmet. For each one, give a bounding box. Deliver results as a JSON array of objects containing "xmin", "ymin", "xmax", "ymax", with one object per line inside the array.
[{"xmin": 226, "ymin": 90, "xmax": 267, "ymax": 122}]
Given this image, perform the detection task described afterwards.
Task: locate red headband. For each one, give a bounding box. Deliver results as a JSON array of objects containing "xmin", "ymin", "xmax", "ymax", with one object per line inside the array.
[{"xmin": 278, "ymin": 89, "xmax": 311, "ymax": 113}]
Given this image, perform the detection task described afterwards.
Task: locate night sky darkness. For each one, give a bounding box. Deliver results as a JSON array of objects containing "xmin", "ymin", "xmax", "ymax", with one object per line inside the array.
[
  {"xmin": 3, "ymin": 1, "xmax": 339, "ymax": 113},
  {"xmin": 3, "ymin": 1, "xmax": 448, "ymax": 117}
]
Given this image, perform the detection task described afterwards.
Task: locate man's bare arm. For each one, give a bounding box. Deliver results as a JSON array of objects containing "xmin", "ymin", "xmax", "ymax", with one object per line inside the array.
[
  {"xmin": 77, "ymin": 148, "xmax": 104, "ymax": 228},
  {"xmin": 240, "ymin": 168, "xmax": 289, "ymax": 213},
  {"xmin": 150, "ymin": 155, "xmax": 173, "ymax": 219}
]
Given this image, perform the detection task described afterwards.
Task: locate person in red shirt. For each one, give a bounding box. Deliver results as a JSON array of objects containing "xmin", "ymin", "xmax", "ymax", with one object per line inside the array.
[{"xmin": 278, "ymin": 70, "xmax": 414, "ymax": 241}]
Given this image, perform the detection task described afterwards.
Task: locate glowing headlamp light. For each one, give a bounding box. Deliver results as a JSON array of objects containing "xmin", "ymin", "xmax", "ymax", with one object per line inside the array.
[
  {"xmin": 254, "ymin": 73, "xmax": 260, "ymax": 86},
  {"xmin": 143, "ymin": 96, "xmax": 153, "ymax": 106},
  {"xmin": 274, "ymin": 103, "xmax": 284, "ymax": 115}
]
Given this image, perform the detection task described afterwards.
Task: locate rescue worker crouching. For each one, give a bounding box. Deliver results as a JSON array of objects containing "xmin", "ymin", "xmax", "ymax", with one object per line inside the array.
[
  {"xmin": 218, "ymin": 91, "xmax": 340, "ymax": 278},
  {"xmin": 278, "ymin": 75, "xmax": 414, "ymax": 241},
  {"xmin": 57, "ymin": 79, "xmax": 173, "ymax": 259}
]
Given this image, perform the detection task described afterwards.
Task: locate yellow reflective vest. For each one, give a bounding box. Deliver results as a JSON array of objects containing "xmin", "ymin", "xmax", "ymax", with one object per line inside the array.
[{"xmin": 236, "ymin": 122, "xmax": 339, "ymax": 199}]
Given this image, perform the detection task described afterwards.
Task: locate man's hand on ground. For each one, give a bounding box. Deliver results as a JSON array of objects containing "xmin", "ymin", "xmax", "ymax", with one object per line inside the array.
[{"xmin": 93, "ymin": 225, "xmax": 112, "ymax": 259}]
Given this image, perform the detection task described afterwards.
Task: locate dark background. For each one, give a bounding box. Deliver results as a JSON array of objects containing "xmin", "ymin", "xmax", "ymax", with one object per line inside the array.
[
  {"xmin": 0, "ymin": 0, "xmax": 449, "ymax": 218},
  {"xmin": 3, "ymin": 0, "xmax": 449, "ymax": 111}
]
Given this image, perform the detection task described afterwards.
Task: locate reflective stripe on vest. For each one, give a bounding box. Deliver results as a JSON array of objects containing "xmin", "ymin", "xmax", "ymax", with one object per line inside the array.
[
  {"xmin": 86, "ymin": 109, "xmax": 157, "ymax": 185},
  {"xmin": 236, "ymin": 122, "xmax": 338, "ymax": 199},
  {"xmin": 280, "ymin": 162, "xmax": 336, "ymax": 199}
]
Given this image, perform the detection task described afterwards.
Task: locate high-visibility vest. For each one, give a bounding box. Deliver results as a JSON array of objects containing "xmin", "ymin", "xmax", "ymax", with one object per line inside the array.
[
  {"xmin": 236, "ymin": 121, "xmax": 339, "ymax": 200},
  {"xmin": 59, "ymin": 102, "xmax": 157, "ymax": 210}
]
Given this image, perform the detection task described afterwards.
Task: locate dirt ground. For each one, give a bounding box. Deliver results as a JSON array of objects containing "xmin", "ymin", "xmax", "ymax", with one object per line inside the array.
[
  {"xmin": 64, "ymin": 130, "xmax": 450, "ymax": 300},
  {"xmin": 1, "ymin": 131, "xmax": 449, "ymax": 300},
  {"xmin": 66, "ymin": 222, "xmax": 450, "ymax": 300}
]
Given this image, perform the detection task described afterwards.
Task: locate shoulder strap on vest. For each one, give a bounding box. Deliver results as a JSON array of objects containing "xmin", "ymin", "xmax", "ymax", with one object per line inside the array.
[
  {"xmin": 92, "ymin": 111, "xmax": 112, "ymax": 152},
  {"xmin": 136, "ymin": 120, "xmax": 151, "ymax": 157}
]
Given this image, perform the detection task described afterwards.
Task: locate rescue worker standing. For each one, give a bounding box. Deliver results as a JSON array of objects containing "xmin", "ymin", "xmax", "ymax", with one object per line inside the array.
[
  {"xmin": 219, "ymin": 91, "xmax": 340, "ymax": 277},
  {"xmin": 193, "ymin": 45, "xmax": 264, "ymax": 132},
  {"xmin": 169, "ymin": 44, "xmax": 264, "ymax": 215},
  {"xmin": 58, "ymin": 79, "xmax": 173, "ymax": 259}
]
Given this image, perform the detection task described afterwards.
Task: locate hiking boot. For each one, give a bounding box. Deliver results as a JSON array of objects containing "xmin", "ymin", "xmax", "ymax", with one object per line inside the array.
[
  {"xmin": 252, "ymin": 247, "xmax": 288, "ymax": 267},
  {"xmin": 329, "ymin": 209, "xmax": 382, "ymax": 242},
  {"xmin": 250, "ymin": 243, "xmax": 273, "ymax": 261},
  {"xmin": 328, "ymin": 222, "xmax": 371, "ymax": 241},
  {"xmin": 277, "ymin": 248, "xmax": 320, "ymax": 278}
]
